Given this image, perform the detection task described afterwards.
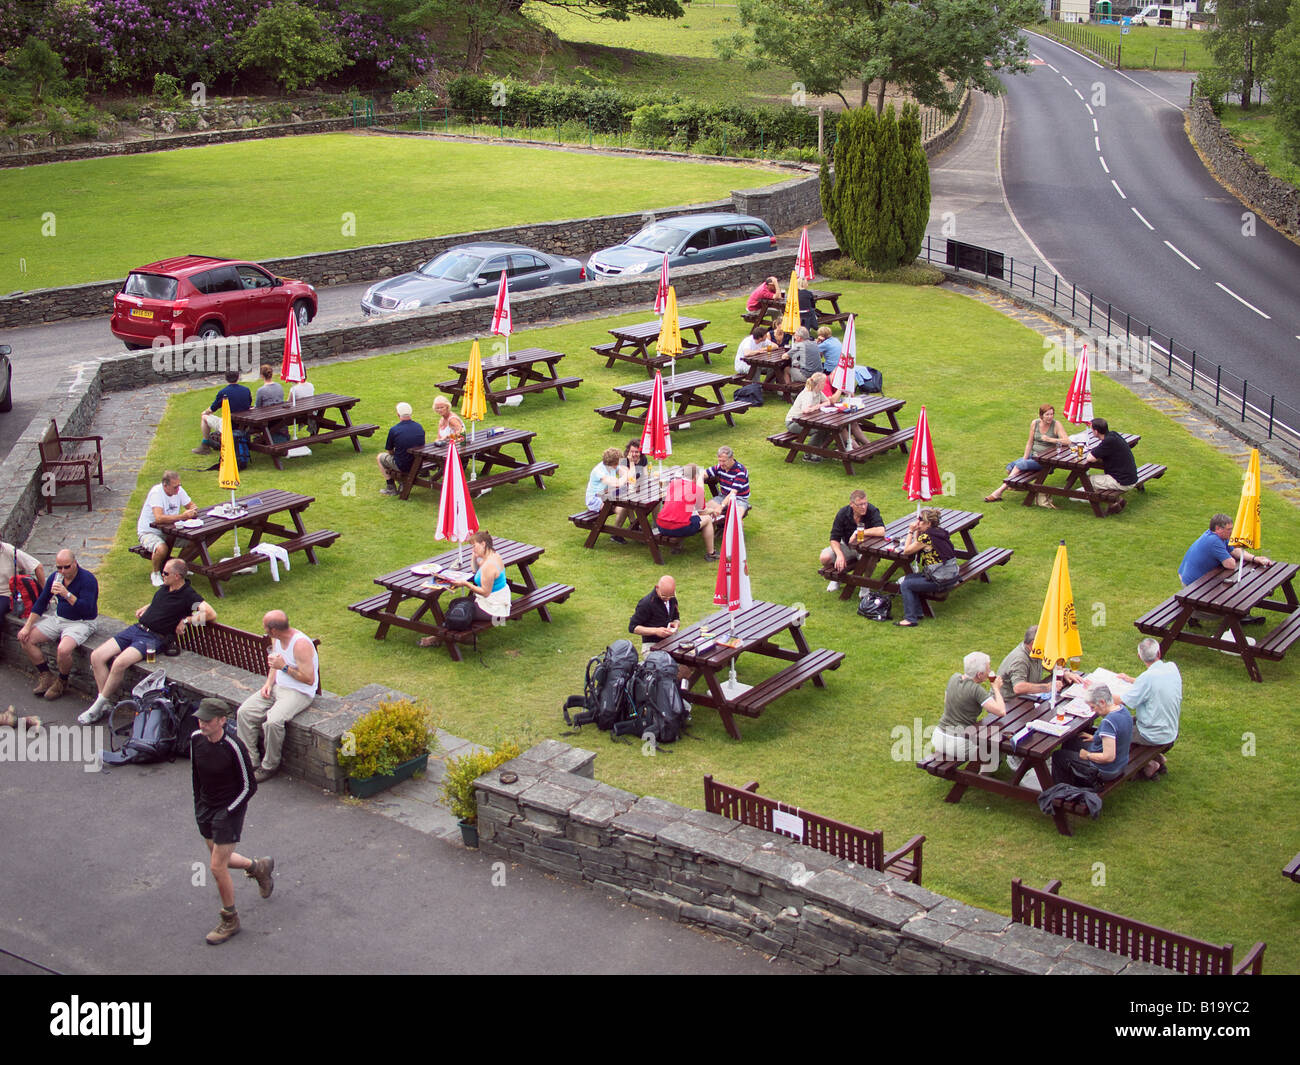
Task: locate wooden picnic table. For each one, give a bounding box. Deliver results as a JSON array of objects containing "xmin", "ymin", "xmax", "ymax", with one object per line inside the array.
[
  {"xmin": 738, "ymin": 346, "xmax": 799, "ymax": 400},
  {"xmin": 592, "ymin": 316, "xmax": 725, "ymax": 374},
  {"xmin": 595, "ymin": 369, "xmax": 752, "ymax": 434},
  {"xmin": 1134, "ymin": 562, "xmax": 1300, "ymax": 682},
  {"xmin": 818, "ymin": 508, "xmax": 1011, "ymax": 616},
  {"xmin": 435, "ymin": 347, "xmax": 581, "ymax": 414},
  {"xmin": 149, "ymin": 488, "xmax": 338, "ymax": 599},
  {"xmin": 999, "ymin": 432, "xmax": 1166, "ymax": 517},
  {"xmin": 769, "ymin": 394, "xmax": 913, "ymax": 474},
  {"xmin": 743, "ymin": 289, "xmax": 850, "ymax": 329},
  {"xmin": 570, "ymin": 464, "xmax": 678, "ymax": 565},
  {"xmin": 397, "ymin": 427, "xmax": 556, "ymax": 501},
  {"xmin": 347, "ymin": 538, "xmax": 573, "ymax": 662},
  {"xmin": 230, "ymin": 393, "xmax": 378, "ymax": 472},
  {"xmin": 652, "ymin": 600, "xmax": 844, "ymax": 740}
]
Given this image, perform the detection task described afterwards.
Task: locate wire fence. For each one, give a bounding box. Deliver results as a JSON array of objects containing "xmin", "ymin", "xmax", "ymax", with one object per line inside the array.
[{"xmin": 923, "ymin": 236, "xmax": 1300, "ymax": 452}]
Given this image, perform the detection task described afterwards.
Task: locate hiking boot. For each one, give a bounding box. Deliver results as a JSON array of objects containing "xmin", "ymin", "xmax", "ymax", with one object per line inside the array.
[
  {"xmin": 246, "ymin": 857, "xmax": 275, "ymax": 899},
  {"xmin": 192, "ymin": 442, "xmax": 214, "ymax": 455},
  {"xmin": 254, "ymin": 766, "xmax": 277, "ymax": 784},
  {"xmin": 379, "ymin": 484, "xmax": 398, "ymax": 496},
  {"xmin": 43, "ymin": 676, "xmax": 66, "ymax": 700},
  {"xmin": 32, "ymin": 672, "xmax": 54, "ymax": 695},
  {"xmin": 205, "ymin": 907, "xmax": 240, "ymax": 945}
]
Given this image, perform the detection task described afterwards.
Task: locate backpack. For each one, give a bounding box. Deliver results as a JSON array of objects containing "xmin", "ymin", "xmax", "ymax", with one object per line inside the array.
[
  {"xmin": 444, "ymin": 596, "xmax": 476, "ymax": 631},
  {"xmin": 172, "ymin": 693, "xmax": 207, "ymax": 758},
  {"xmin": 7, "ymin": 544, "xmax": 42, "ymax": 619},
  {"xmin": 562, "ymin": 639, "xmax": 639, "ymax": 731},
  {"xmin": 855, "ymin": 366, "xmax": 883, "ymax": 394},
  {"xmin": 857, "ymin": 591, "xmax": 893, "ymax": 621},
  {"xmin": 734, "ymin": 382, "xmax": 764, "ymax": 407},
  {"xmin": 101, "ymin": 672, "xmax": 186, "ymax": 766},
  {"xmin": 233, "ymin": 430, "xmax": 251, "ymax": 470},
  {"xmin": 615, "ymin": 650, "xmax": 690, "ymax": 745}
]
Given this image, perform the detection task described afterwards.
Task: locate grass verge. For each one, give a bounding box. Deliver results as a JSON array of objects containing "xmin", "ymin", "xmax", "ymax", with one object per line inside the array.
[{"xmin": 1217, "ymin": 104, "xmax": 1300, "ymax": 188}]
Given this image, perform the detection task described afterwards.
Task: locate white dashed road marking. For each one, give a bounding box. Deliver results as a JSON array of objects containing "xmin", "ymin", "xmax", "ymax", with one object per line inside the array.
[
  {"xmin": 1131, "ymin": 208, "xmax": 1154, "ymax": 230},
  {"xmin": 1215, "ymin": 283, "xmax": 1271, "ymax": 319},
  {"xmin": 1163, "ymin": 241, "xmax": 1200, "ymax": 270},
  {"xmin": 1111, "ymin": 179, "xmax": 1127, "ymax": 199},
  {"xmin": 1100, "ymin": 156, "xmax": 1110, "ymax": 173}
]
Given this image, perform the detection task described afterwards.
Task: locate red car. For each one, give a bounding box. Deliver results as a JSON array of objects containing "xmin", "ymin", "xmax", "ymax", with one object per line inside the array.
[{"xmin": 110, "ymin": 255, "xmax": 317, "ymax": 348}]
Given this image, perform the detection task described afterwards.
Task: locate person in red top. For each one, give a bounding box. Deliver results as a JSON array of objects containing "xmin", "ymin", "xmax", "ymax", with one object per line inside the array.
[
  {"xmin": 654, "ymin": 464, "xmax": 717, "ymax": 559},
  {"xmin": 746, "ymin": 276, "xmax": 781, "ymax": 313}
]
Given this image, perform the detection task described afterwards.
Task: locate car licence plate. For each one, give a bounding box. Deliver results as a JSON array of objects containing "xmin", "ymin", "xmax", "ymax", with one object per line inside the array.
[{"xmin": 130, "ymin": 308, "xmax": 155, "ymax": 319}]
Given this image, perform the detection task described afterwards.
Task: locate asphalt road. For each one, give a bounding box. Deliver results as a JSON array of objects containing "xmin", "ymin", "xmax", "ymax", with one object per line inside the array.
[{"xmin": 1003, "ymin": 32, "xmax": 1300, "ymax": 411}]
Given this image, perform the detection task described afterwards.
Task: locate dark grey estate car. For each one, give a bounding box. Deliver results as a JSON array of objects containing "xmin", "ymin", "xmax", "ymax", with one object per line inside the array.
[
  {"xmin": 0, "ymin": 345, "xmax": 11, "ymax": 413},
  {"xmin": 361, "ymin": 242, "xmax": 586, "ymax": 314},
  {"xmin": 586, "ymin": 212, "xmax": 777, "ymax": 280}
]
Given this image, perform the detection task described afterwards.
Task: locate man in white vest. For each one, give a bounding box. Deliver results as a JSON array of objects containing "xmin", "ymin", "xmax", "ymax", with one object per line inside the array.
[{"xmin": 236, "ymin": 610, "xmax": 318, "ymax": 783}]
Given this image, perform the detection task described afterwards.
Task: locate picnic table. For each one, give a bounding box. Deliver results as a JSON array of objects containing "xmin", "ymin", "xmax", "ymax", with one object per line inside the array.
[
  {"xmin": 592, "ymin": 316, "xmax": 726, "ymax": 373},
  {"xmin": 435, "ymin": 348, "xmax": 581, "ymax": 414},
  {"xmin": 397, "ymin": 427, "xmax": 556, "ymax": 501},
  {"xmin": 595, "ymin": 369, "xmax": 752, "ymax": 434},
  {"xmin": 743, "ymin": 289, "xmax": 851, "ymax": 330},
  {"xmin": 738, "ymin": 346, "xmax": 799, "ymax": 400},
  {"xmin": 917, "ymin": 689, "xmax": 1169, "ymax": 836},
  {"xmin": 768, "ymin": 394, "xmax": 913, "ymax": 473},
  {"xmin": 347, "ymin": 538, "xmax": 573, "ymax": 662},
  {"xmin": 569, "ymin": 465, "xmax": 678, "ymax": 564},
  {"xmin": 143, "ymin": 488, "xmax": 339, "ymax": 598},
  {"xmin": 1134, "ymin": 562, "xmax": 1300, "ymax": 682},
  {"xmin": 652, "ymin": 600, "xmax": 844, "ymax": 740},
  {"xmin": 230, "ymin": 393, "xmax": 379, "ymax": 472},
  {"xmin": 998, "ymin": 432, "xmax": 1166, "ymax": 517},
  {"xmin": 817, "ymin": 507, "xmax": 1012, "ymax": 616}
]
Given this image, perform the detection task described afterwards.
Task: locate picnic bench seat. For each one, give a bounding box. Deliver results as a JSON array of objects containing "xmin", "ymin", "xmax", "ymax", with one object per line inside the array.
[
  {"xmin": 818, "ymin": 547, "xmax": 1012, "ymax": 616},
  {"xmin": 38, "ymin": 419, "xmax": 105, "ymax": 513},
  {"xmin": 1003, "ymin": 461, "xmax": 1167, "ymax": 505},
  {"xmin": 595, "ymin": 399, "xmax": 753, "ymax": 432},
  {"xmin": 767, "ymin": 425, "xmax": 915, "ymax": 464},
  {"xmin": 1011, "ymin": 878, "xmax": 1266, "ymax": 974},
  {"xmin": 730, "ymin": 648, "xmax": 845, "ymax": 717},
  {"xmin": 133, "ymin": 531, "xmax": 340, "ymax": 581},
  {"xmin": 1136, "ymin": 596, "xmax": 1300, "ymax": 664},
  {"xmin": 591, "ymin": 341, "xmax": 725, "ymax": 370},
  {"xmin": 704, "ymin": 775, "xmax": 924, "ymax": 884},
  {"xmin": 176, "ymin": 620, "xmax": 323, "ymax": 693},
  {"xmin": 436, "ymin": 376, "xmax": 582, "ymax": 403},
  {"xmin": 253, "ymin": 422, "xmax": 379, "ymax": 457},
  {"xmin": 1284, "ymin": 853, "xmax": 1300, "ymax": 883},
  {"xmin": 568, "ymin": 509, "xmax": 600, "ymax": 530}
]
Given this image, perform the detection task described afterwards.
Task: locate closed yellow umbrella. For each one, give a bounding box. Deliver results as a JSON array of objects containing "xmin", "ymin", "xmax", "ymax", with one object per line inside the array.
[
  {"xmin": 1031, "ymin": 540, "xmax": 1082, "ymax": 672},
  {"xmin": 780, "ymin": 269, "xmax": 800, "ymax": 335},
  {"xmin": 656, "ymin": 286, "xmax": 682, "ymax": 362},
  {"xmin": 217, "ymin": 398, "xmax": 245, "ymax": 555},
  {"xmin": 460, "ymin": 339, "xmax": 487, "ymax": 439},
  {"xmin": 1229, "ymin": 448, "xmax": 1261, "ymax": 552}
]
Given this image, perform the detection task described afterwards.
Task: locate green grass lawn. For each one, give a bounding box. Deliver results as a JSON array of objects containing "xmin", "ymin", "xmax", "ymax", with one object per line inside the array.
[
  {"xmin": 0, "ymin": 133, "xmax": 777, "ymax": 293},
  {"xmin": 1217, "ymin": 104, "xmax": 1300, "ymax": 187},
  {"xmin": 1037, "ymin": 22, "xmax": 1211, "ymax": 71},
  {"xmin": 97, "ymin": 281, "xmax": 1300, "ymax": 973}
]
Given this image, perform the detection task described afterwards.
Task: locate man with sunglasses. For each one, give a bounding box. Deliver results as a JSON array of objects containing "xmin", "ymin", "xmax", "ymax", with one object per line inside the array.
[{"xmin": 17, "ymin": 549, "xmax": 99, "ymax": 701}]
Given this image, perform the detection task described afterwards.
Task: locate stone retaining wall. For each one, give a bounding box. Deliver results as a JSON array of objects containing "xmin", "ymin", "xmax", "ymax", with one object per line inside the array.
[
  {"xmin": 1187, "ymin": 97, "xmax": 1300, "ymax": 239},
  {"xmin": 476, "ymin": 740, "xmax": 1168, "ymax": 975}
]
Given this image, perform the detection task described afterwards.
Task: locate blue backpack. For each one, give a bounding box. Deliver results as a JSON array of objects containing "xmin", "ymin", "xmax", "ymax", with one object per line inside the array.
[{"xmin": 102, "ymin": 673, "xmax": 187, "ymax": 766}]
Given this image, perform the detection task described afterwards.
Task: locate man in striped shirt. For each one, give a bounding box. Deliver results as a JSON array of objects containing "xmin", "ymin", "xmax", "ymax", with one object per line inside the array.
[
  {"xmin": 705, "ymin": 446, "xmax": 751, "ymax": 516},
  {"xmin": 192, "ymin": 698, "xmax": 275, "ymax": 945}
]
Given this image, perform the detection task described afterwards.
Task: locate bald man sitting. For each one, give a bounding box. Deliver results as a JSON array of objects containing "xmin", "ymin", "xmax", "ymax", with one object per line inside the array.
[{"xmin": 236, "ymin": 611, "xmax": 319, "ymax": 783}]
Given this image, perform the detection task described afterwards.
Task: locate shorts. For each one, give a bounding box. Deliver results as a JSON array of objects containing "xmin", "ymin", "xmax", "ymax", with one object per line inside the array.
[
  {"xmin": 138, "ymin": 531, "xmax": 166, "ymax": 554},
  {"xmin": 1089, "ymin": 474, "xmax": 1135, "ymax": 494},
  {"xmin": 35, "ymin": 613, "xmax": 95, "ymax": 646},
  {"xmin": 197, "ymin": 802, "xmax": 247, "ymax": 845},
  {"xmin": 112, "ymin": 624, "xmax": 166, "ymax": 657},
  {"xmin": 657, "ymin": 515, "xmax": 701, "ymax": 538},
  {"xmin": 712, "ymin": 494, "xmax": 750, "ymax": 515},
  {"xmin": 379, "ymin": 452, "xmax": 406, "ymax": 475}
]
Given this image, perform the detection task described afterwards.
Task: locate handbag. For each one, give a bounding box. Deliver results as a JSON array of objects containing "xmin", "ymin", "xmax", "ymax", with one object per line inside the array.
[{"xmin": 921, "ymin": 559, "xmax": 960, "ymax": 587}]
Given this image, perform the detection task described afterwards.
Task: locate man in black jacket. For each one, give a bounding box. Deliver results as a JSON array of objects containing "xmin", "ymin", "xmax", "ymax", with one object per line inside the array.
[
  {"xmin": 629, "ymin": 575, "xmax": 679, "ymax": 644},
  {"xmin": 1087, "ymin": 417, "xmax": 1138, "ymax": 515},
  {"xmin": 191, "ymin": 698, "xmax": 274, "ymax": 945}
]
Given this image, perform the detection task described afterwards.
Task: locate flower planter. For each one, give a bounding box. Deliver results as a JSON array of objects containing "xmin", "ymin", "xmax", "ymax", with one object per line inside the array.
[
  {"xmin": 458, "ymin": 819, "xmax": 479, "ymax": 848},
  {"xmin": 345, "ymin": 752, "xmax": 429, "ymax": 799}
]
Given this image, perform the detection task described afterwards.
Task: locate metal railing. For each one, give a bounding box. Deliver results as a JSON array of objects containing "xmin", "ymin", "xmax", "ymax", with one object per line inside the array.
[{"xmin": 922, "ymin": 236, "xmax": 1300, "ymax": 451}]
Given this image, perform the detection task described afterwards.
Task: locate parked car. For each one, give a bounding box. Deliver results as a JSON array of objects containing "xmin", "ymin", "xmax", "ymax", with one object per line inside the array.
[
  {"xmin": 361, "ymin": 242, "xmax": 586, "ymax": 315},
  {"xmin": 110, "ymin": 255, "xmax": 318, "ymax": 349},
  {"xmin": 586, "ymin": 212, "xmax": 777, "ymax": 281},
  {"xmin": 0, "ymin": 344, "xmax": 11, "ymax": 412}
]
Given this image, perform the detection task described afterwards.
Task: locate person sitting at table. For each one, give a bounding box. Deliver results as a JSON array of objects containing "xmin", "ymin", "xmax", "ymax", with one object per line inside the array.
[
  {"xmin": 586, "ymin": 446, "xmax": 631, "ymax": 542},
  {"xmin": 984, "ymin": 402, "xmax": 1072, "ymax": 505},
  {"xmin": 998, "ymin": 625, "xmax": 1084, "ymax": 695},
  {"xmin": 137, "ymin": 470, "xmax": 198, "ymax": 586},
  {"xmin": 654, "ymin": 463, "xmax": 716, "ymax": 560},
  {"xmin": 1051, "ymin": 684, "xmax": 1131, "ymax": 787},
  {"xmin": 816, "ymin": 326, "xmax": 842, "ymax": 374},
  {"xmin": 1178, "ymin": 512, "xmax": 1273, "ymax": 588},
  {"xmin": 798, "ymin": 278, "xmax": 819, "ymax": 333},
  {"xmin": 193, "ymin": 370, "xmax": 253, "ymax": 455},
  {"xmin": 734, "ymin": 324, "xmax": 770, "ymax": 375},
  {"xmin": 786, "ymin": 326, "xmax": 822, "ymax": 386},
  {"xmin": 1086, "ymin": 417, "xmax": 1138, "ymax": 515},
  {"xmin": 419, "ymin": 531, "xmax": 508, "ymax": 646},
  {"xmin": 254, "ymin": 364, "xmax": 285, "ymax": 408},
  {"xmin": 746, "ymin": 276, "xmax": 781, "ymax": 313},
  {"xmin": 629, "ymin": 574, "xmax": 680, "ymax": 644},
  {"xmin": 895, "ymin": 508, "xmax": 958, "ymax": 628},
  {"xmin": 1116, "ymin": 638, "xmax": 1181, "ymax": 779},
  {"xmin": 821, "ymin": 489, "xmax": 885, "ymax": 592},
  {"xmin": 432, "ymin": 396, "xmax": 465, "ymax": 441},
  {"xmin": 932, "ymin": 651, "xmax": 1005, "ymax": 774},
  {"xmin": 619, "ymin": 437, "xmax": 648, "ymax": 481},
  {"xmin": 704, "ymin": 446, "xmax": 750, "ymax": 517},
  {"xmin": 378, "ymin": 401, "xmax": 425, "ymax": 497},
  {"xmin": 764, "ymin": 322, "xmax": 789, "ymax": 351}
]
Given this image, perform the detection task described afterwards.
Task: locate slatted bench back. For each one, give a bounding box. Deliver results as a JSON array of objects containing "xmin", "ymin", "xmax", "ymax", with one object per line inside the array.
[{"xmin": 176, "ymin": 621, "xmax": 322, "ymax": 693}]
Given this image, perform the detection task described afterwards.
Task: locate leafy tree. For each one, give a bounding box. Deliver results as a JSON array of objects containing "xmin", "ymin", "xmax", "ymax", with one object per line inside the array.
[
  {"xmin": 1206, "ymin": 0, "xmax": 1290, "ymax": 110},
  {"xmin": 7, "ymin": 36, "xmax": 67, "ymax": 101},
  {"xmin": 1269, "ymin": 0, "xmax": 1300, "ymax": 164},
  {"xmin": 718, "ymin": 0, "xmax": 1040, "ymax": 113},
  {"xmin": 236, "ymin": 1, "xmax": 352, "ymax": 93},
  {"xmin": 820, "ymin": 103, "xmax": 929, "ymax": 269}
]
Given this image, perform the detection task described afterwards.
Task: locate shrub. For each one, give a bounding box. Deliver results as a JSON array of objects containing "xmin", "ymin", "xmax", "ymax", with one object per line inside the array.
[
  {"xmin": 821, "ymin": 257, "xmax": 944, "ymax": 285},
  {"xmin": 337, "ymin": 698, "xmax": 438, "ymax": 780},
  {"xmin": 235, "ymin": 0, "xmax": 351, "ymax": 93},
  {"xmin": 392, "ymin": 84, "xmax": 440, "ymax": 112},
  {"xmin": 441, "ymin": 741, "xmax": 523, "ymax": 824},
  {"xmin": 152, "ymin": 72, "xmax": 182, "ymax": 106},
  {"xmin": 631, "ymin": 102, "xmax": 685, "ymax": 147},
  {"xmin": 1195, "ymin": 69, "xmax": 1231, "ymax": 117}
]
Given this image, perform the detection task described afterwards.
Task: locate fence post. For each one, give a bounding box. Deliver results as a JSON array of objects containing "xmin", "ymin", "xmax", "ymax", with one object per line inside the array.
[
  {"xmin": 588, "ymin": 116, "xmax": 593, "ymax": 147},
  {"xmin": 499, "ymin": 108, "xmax": 504, "ymax": 138},
  {"xmin": 1241, "ymin": 381, "xmax": 1247, "ymax": 422},
  {"xmin": 1190, "ymin": 352, "xmax": 1196, "ymax": 392},
  {"xmin": 1153, "ymin": 45, "xmax": 1158, "ymax": 68},
  {"xmin": 1125, "ymin": 311, "xmax": 1130, "ymax": 342},
  {"xmin": 1268, "ymin": 395, "xmax": 1275, "ymax": 438},
  {"xmin": 1117, "ymin": 44, "xmax": 1121, "ymax": 70},
  {"xmin": 1215, "ymin": 365, "xmax": 1221, "ymax": 406},
  {"xmin": 1032, "ymin": 264, "xmax": 1037, "ymax": 299},
  {"xmin": 445, "ymin": 107, "xmax": 449, "ymax": 132}
]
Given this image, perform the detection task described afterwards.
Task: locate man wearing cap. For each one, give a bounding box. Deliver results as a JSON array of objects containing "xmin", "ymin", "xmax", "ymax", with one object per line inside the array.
[
  {"xmin": 191, "ymin": 697, "xmax": 274, "ymax": 945},
  {"xmin": 377, "ymin": 401, "xmax": 425, "ymax": 496},
  {"xmin": 236, "ymin": 610, "xmax": 319, "ymax": 783}
]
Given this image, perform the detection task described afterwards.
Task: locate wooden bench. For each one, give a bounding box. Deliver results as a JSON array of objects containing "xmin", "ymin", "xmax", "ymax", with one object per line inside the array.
[
  {"xmin": 730, "ymin": 648, "xmax": 845, "ymax": 716},
  {"xmin": 818, "ymin": 547, "xmax": 1013, "ymax": 617},
  {"xmin": 1011, "ymin": 878, "xmax": 1265, "ymax": 974},
  {"xmin": 37, "ymin": 419, "xmax": 105, "ymax": 513},
  {"xmin": 1284, "ymin": 853, "xmax": 1300, "ymax": 883},
  {"xmin": 464, "ymin": 461, "xmax": 558, "ymax": 495},
  {"xmin": 1044, "ymin": 741, "xmax": 1167, "ymax": 821},
  {"xmin": 568, "ymin": 509, "xmax": 600, "ymax": 530},
  {"xmin": 704, "ymin": 775, "xmax": 924, "ymax": 884},
  {"xmin": 436, "ymin": 376, "xmax": 582, "ymax": 404},
  {"xmin": 410, "ymin": 582, "xmax": 576, "ymax": 654},
  {"xmin": 768, "ymin": 425, "xmax": 915, "ymax": 465},
  {"xmin": 1004, "ymin": 461, "xmax": 1167, "ymax": 514},
  {"xmin": 252, "ymin": 422, "xmax": 379, "ymax": 458},
  {"xmin": 138, "ymin": 530, "xmax": 341, "ymax": 584},
  {"xmin": 595, "ymin": 399, "xmax": 753, "ymax": 433},
  {"xmin": 175, "ymin": 619, "xmax": 323, "ymax": 694}
]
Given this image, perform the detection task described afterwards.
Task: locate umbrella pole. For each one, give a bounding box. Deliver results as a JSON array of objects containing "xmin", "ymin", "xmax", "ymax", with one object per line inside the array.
[{"xmin": 230, "ymin": 489, "xmax": 240, "ymax": 554}]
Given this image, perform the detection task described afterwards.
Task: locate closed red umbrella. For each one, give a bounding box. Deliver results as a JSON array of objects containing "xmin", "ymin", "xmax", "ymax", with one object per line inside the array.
[
  {"xmin": 653, "ymin": 252, "xmax": 670, "ymax": 316},
  {"xmin": 490, "ymin": 269, "xmax": 520, "ymax": 405},
  {"xmin": 829, "ymin": 313, "xmax": 857, "ymax": 396},
  {"xmin": 903, "ymin": 404, "xmax": 942, "ymax": 513},
  {"xmin": 280, "ymin": 306, "xmax": 305, "ymax": 383},
  {"xmin": 712, "ymin": 494, "xmax": 752, "ymax": 614},
  {"xmin": 435, "ymin": 439, "xmax": 479, "ymax": 567},
  {"xmin": 639, "ymin": 370, "xmax": 672, "ymax": 475},
  {"xmin": 1063, "ymin": 344, "xmax": 1093, "ymax": 425},
  {"xmin": 795, "ymin": 227, "xmax": 814, "ymax": 282}
]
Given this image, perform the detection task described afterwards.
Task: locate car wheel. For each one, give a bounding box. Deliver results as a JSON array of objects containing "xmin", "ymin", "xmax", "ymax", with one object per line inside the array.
[
  {"xmin": 123, "ymin": 341, "xmax": 149, "ymax": 351},
  {"xmin": 293, "ymin": 299, "xmax": 313, "ymax": 328},
  {"xmin": 198, "ymin": 322, "xmax": 224, "ymax": 341},
  {"xmin": 0, "ymin": 369, "xmax": 11, "ymax": 412}
]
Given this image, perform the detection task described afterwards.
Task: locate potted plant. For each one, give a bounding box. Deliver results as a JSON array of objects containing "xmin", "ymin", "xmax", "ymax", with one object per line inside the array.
[
  {"xmin": 441, "ymin": 740, "xmax": 522, "ymax": 847},
  {"xmin": 338, "ymin": 698, "xmax": 439, "ymax": 798}
]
